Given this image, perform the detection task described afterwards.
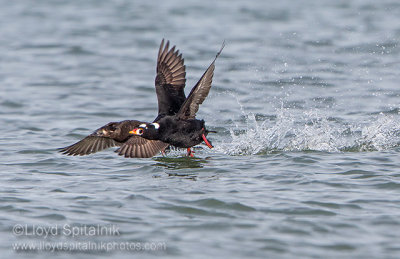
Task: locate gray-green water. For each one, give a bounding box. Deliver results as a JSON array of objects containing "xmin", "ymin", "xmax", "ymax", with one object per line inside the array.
[{"xmin": 1, "ymin": 0, "xmax": 400, "ymax": 258}]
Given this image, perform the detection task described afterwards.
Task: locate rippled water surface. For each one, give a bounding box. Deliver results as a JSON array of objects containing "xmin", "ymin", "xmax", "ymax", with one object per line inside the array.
[{"xmin": 2, "ymin": 0, "xmax": 400, "ymax": 258}]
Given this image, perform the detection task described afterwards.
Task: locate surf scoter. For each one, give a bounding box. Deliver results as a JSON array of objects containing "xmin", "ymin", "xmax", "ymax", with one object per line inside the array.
[{"xmin": 59, "ymin": 39, "xmax": 222, "ymax": 158}]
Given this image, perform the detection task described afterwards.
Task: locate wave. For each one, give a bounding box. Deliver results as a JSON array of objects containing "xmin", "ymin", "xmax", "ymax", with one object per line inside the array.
[{"xmin": 215, "ymin": 107, "xmax": 400, "ymax": 155}]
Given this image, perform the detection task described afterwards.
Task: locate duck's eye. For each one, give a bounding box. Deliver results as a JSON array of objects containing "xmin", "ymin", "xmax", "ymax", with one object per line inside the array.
[{"xmin": 138, "ymin": 129, "xmax": 143, "ymax": 134}]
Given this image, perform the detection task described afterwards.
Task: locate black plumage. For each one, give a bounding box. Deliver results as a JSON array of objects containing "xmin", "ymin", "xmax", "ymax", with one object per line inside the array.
[{"xmin": 130, "ymin": 42, "xmax": 224, "ymax": 155}]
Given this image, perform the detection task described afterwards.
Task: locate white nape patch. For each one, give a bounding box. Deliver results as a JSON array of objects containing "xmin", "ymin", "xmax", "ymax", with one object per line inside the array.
[
  {"xmin": 139, "ymin": 123, "xmax": 147, "ymax": 128},
  {"xmin": 151, "ymin": 123, "xmax": 160, "ymax": 129}
]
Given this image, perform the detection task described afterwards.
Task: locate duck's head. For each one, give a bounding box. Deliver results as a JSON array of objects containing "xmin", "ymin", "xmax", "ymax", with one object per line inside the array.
[
  {"xmin": 96, "ymin": 122, "xmax": 121, "ymax": 138},
  {"xmin": 129, "ymin": 123, "xmax": 160, "ymax": 140}
]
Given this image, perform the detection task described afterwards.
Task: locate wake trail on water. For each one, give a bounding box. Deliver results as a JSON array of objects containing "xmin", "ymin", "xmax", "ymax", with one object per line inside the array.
[{"xmin": 214, "ymin": 98, "xmax": 400, "ymax": 155}]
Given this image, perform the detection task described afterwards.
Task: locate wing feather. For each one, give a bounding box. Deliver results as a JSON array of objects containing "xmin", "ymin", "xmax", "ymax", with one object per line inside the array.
[
  {"xmin": 59, "ymin": 136, "xmax": 121, "ymax": 156},
  {"xmin": 59, "ymin": 120, "xmax": 144, "ymax": 157},
  {"xmin": 155, "ymin": 39, "xmax": 187, "ymax": 117},
  {"xmin": 117, "ymin": 136, "xmax": 169, "ymax": 158},
  {"xmin": 177, "ymin": 41, "xmax": 225, "ymax": 120}
]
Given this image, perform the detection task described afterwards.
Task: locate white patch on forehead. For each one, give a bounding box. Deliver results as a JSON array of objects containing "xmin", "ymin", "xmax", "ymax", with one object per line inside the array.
[
  {"xmin": 151, "ymin": 123, "xmax": 160, "ymax": 129},
  {"xmin": 139, "ymin": 123, "xmax": 147, "ymax": 128}
]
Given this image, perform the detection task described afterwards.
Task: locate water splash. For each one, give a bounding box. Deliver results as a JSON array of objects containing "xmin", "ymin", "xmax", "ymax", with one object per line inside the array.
[
  {"xmin": 216, "ymin": 107, "xmax": 400, "ymax": 155},
  {"xmin": 356, "ymin": 115, "xmax": 400, "ymax": 151}
]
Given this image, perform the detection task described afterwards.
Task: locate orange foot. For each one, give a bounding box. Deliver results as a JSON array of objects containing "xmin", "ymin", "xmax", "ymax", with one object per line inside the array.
[
  {"xmin": 202, "ymin": 134, "xmax": 213, "ymax": 149},
  {"xmin": 160, "ymin": 146, "xmax": 167, "ymax": 157},
  {"xmin": 187, "ymin": 148, "xmax": 195, "ymax": 157}
]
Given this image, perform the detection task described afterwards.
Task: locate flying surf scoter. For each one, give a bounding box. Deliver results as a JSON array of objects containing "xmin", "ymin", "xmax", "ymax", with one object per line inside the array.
[{"xmin": 59, "ymin": 39, "xmax": 223, "ymax": 158}]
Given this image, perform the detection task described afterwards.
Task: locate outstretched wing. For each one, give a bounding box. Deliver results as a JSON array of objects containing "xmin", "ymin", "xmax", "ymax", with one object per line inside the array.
[
  {"xmin": 116, "ymin": 136, "xmax": 169, "ymax": 158},
  {"xmin": 155, "ymin": 39, "xmax": 186, "ymax": 118},
  {"xmin": 177, "ymin": 41, "xmax": 224, "ymax": 120},
  {"xmin": 59, "ymin": 120, "xmax": 143, "ymax": 156},
  {"xmin": 59, "ymin": 136, "xmax": 122, "ymax": 156}
]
